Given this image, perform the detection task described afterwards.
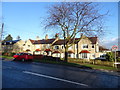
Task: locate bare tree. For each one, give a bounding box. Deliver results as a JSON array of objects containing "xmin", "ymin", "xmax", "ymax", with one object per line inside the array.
[{"xmin": 45, "ymin": 2, "xmax": 108, "ymax": 62}]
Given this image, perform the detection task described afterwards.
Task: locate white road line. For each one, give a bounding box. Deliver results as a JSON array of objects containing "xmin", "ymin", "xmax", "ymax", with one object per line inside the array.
[{"xmin": 23, "ymin": 71, "xmax": 88, "ymax": 87}]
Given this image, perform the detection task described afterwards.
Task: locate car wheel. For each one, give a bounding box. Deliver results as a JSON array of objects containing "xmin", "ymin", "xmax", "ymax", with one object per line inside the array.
[
  {"xmin": 22, "ymin": 58, "xmax": 25, "ymax": 62},
  {"xmin": 13, "ymin": 58, "xmax": 17, "ymax": 61}
]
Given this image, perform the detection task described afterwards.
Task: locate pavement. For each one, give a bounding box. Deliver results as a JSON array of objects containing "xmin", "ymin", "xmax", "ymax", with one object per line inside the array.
[{"xmin": 2, "ymin": 60, "xmax": 120, "ymax": 88}]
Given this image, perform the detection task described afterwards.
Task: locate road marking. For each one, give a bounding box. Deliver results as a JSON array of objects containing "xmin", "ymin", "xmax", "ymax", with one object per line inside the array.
[{"xmin": 23, "ymin": 71, "xmax": 88, "ymax": 87}]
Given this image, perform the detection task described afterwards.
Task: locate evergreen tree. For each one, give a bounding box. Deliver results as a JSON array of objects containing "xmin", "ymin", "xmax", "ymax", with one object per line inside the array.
[{"xmin": 3, "ymin": 34, "xmax": 13, "ymax": 42}]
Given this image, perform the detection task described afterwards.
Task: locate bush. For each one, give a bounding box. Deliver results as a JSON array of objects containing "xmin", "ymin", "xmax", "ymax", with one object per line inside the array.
[
  {"xmin": 2, "ymin": 52, "xmax": 16, "ymax": 56},
  {"xmin": 105, "ymin": 52, "xmax": 115, "ymax": 62},
  {"xmin": 117, "ymin": 58, "xmax": 120, "ymax": 62}
]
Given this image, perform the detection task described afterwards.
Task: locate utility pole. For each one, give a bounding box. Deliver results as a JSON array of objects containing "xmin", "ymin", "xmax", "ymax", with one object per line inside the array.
[
  {"xmin": 0, "ymin": 23, "xmax": 4, "ymax": 55},
  {"xmin": 0, "ymin": 23, "xmax": 4, "ymax": 41}
]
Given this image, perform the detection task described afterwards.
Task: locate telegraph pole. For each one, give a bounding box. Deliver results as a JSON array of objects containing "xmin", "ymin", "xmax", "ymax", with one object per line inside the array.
[
  {"xmin": 0, "ymin": 23, "xmax": 4, "ymax": 41},
  {"xmin": 0, "ymin": 23, "xmax": 4, "ymax": 55}
]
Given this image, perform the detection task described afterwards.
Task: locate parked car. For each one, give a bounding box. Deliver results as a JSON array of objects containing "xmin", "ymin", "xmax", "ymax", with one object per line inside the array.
[{"xmin": 13, "ymin": 53, "xmax": 33, "ymax": 61}]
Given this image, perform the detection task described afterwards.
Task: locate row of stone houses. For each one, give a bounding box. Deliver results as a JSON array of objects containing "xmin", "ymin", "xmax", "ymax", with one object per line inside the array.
[{"xmin": 2, "ymin": 34, "xmax": 110, "ymax": 60}]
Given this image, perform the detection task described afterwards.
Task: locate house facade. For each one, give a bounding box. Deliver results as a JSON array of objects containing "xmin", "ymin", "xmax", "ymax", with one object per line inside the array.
[
  {"xmin": 2, "ymin": 40, "xmax": 24, "ymax": 53},
  {"xmin": 2, "ymin": 34, "xmax": 109, "ymax": 60}
]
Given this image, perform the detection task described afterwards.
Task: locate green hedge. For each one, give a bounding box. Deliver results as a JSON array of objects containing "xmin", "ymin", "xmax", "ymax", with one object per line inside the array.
[
  {"xmin": 68, "ymin": 58, "xmax": 114, "ymax": 67},
  {"xmin": 2, "ymin": 52, "xmax": 16, "ymax": 56}
]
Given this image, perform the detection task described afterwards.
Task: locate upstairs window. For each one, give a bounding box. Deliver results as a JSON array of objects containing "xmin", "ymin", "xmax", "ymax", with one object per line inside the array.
[
  {"xmin": 83, "ymin": 44, "xmax": 88, "ymax": 48},
  {"xmin": 92, "ymin": 45, "xmax": 94, "ymax": 48},
  {"xmin": 55, "ymin": 46, "xmax": 59, "ymax": 49},
  {"xmin": 68, "ymin": 53, "xmax": 71, "ymax": 57},
  {"xmin": 62, "ymin": 45, "xmax": 64, "ymax": 49},
  {"xmin": 28, "ymin": 45, "xmax": 30, "ymax": 47}
]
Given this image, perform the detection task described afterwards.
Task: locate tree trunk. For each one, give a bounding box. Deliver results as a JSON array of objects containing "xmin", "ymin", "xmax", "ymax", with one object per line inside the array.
[{"xmin": 64, "ymin": 47, "xmax": 68, "ymax": 63}]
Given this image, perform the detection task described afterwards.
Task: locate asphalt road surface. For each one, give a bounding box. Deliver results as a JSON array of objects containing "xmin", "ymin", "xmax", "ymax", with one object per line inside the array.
[{"xmin": 2, "ymin": 60, "xmax": 120, "ymax": 88}]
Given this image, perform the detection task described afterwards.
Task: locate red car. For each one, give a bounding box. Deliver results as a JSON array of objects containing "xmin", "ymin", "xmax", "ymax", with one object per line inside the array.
[{"xmin": 13, "ymin": 53, "xmax": 33, "ymax": 61}]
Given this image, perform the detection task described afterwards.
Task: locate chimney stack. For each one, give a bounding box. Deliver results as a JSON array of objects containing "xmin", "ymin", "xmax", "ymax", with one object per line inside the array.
[
  {"xmin": 36, "ymin": 36, "xmax": 40, "ymax": 40},
  {"xmin": 45, "ymin": 34, "xmax": 48, "ymax": 40},
  {"xmin": 55, "ymin": 33, "xmax": 59, "ymax": 39},
  {"xmin": 80, "ymin": 33, "xmax": 83, "ymax": 37}
]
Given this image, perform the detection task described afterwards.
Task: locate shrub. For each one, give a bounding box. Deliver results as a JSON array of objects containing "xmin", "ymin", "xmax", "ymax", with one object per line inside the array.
[
  {"xmin": 105, "ymin": 52, "xmax": 115, "ymax": 62},
  {"xmin": 117, "ymin": 58, "xmax": 120, "ymax": 62}
]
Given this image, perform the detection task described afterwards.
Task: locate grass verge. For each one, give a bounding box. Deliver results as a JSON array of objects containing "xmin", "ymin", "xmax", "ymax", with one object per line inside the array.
[
  {"xmin": 33, "ymin": 59, "xmax": 118, "ymax": 71},
  {"xmin": 76, "ymin": 63, "xmax": 117, "ymax": 71},
  {"xmin": 1, "ymin": 56, "xmax": 14, "ymax": 59}
]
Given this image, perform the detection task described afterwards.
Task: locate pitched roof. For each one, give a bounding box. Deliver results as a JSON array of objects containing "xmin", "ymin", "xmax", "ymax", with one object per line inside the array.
[
  {"xmin": 53, "ymin": 40, "xmax": 65, "ymax": 45},
  {"xmin": 29, "ymin": 39, "xmax": 56, "ymax": 44},
  {"xmin": 53, "ymin": 37, "xmax": 97, "ymax": 45},
  {"xmin": 88, "ymin": 37, "xmax": 97, "ymax": 44},
  {"xmin": 2, "ymin": 40, "xmax": 21, "ymax": 45},
  {"xmin": 29, "ymin": 39, "xmax": 35, "ymax": 43},
  {"xmin": 99, "ymin": 46, "xmax": 109, "ymax": 51}
]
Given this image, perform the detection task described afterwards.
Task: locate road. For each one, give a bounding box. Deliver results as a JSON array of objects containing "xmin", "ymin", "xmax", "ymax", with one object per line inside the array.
[{"xmin": 2, "ymin": 60, "xmax": 120, "ymax": 88}]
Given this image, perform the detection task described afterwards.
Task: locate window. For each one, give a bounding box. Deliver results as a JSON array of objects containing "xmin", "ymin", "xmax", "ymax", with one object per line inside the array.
[
  {"xmin": 100, "ymin": 55, "xmax": 105, "ymax": 58},
  {"xmin": 82, "ymin": 53, "xmax": 87, "ymax": 58},
  {"xmin": 83, "ymin": 44, "xmax": 88, "ymax": 48},
  {"xmin": 92, "ymin": 45, "xmax": 94, "ymax": 48},
  {"xmin": 68, "ymin": 53, "xmax": 71, "ymax": 57},
  {"xmin": 23, "ymin": 44, "xmax": 25, "ymax": 46},
  {"xmin": 28, "ymin": 45, "xmax": 30, "ymax": 47},
  {"xmin": 55, "ymin": 46, "xmax": 59, "ymax": 49},
  {"xmin": 62, "ymin": 46, "xmax": 64, "ymax": 49}
]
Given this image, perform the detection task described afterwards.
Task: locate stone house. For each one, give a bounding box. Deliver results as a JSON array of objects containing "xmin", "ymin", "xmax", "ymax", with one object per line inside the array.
[
  {"xmin": 2, "ymin": 34, "xmax": 109, "ymax": 60},
  {"xmin": 2, "ymin": 40, "xmax": 24, "ymax": 53}
]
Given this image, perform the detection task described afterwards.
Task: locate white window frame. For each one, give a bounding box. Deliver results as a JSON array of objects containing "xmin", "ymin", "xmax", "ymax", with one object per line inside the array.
[
  {"xmin": 55, "ymin": 45, "xmax": 59, "ymax": 49},
  {"xmin": 82, "ymin": 44, "xmax": 88, "ymax": 49},
  {"xmin": 61, "ymin": 45, "xmax": 64, "ymax": 49},
  {"xmin": 92, "ymin": 44, "xmax": 94, "ymax": 48},
  {"xmin": 81, "ymin": 53, "xmax": 87, "ymax": 59},
  {"xmin": 68, "ymin": 53, "xmax": 71, "ymax": 57}
]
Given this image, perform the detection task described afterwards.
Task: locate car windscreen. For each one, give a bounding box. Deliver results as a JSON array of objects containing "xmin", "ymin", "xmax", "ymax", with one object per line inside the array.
[
  {"xmin": 27, "ymin": 53, "xmax": 32, "ymax": 56},
  {"xmin": 15, "ymin": 53, "xmax": 21, "ymax": 55}
]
